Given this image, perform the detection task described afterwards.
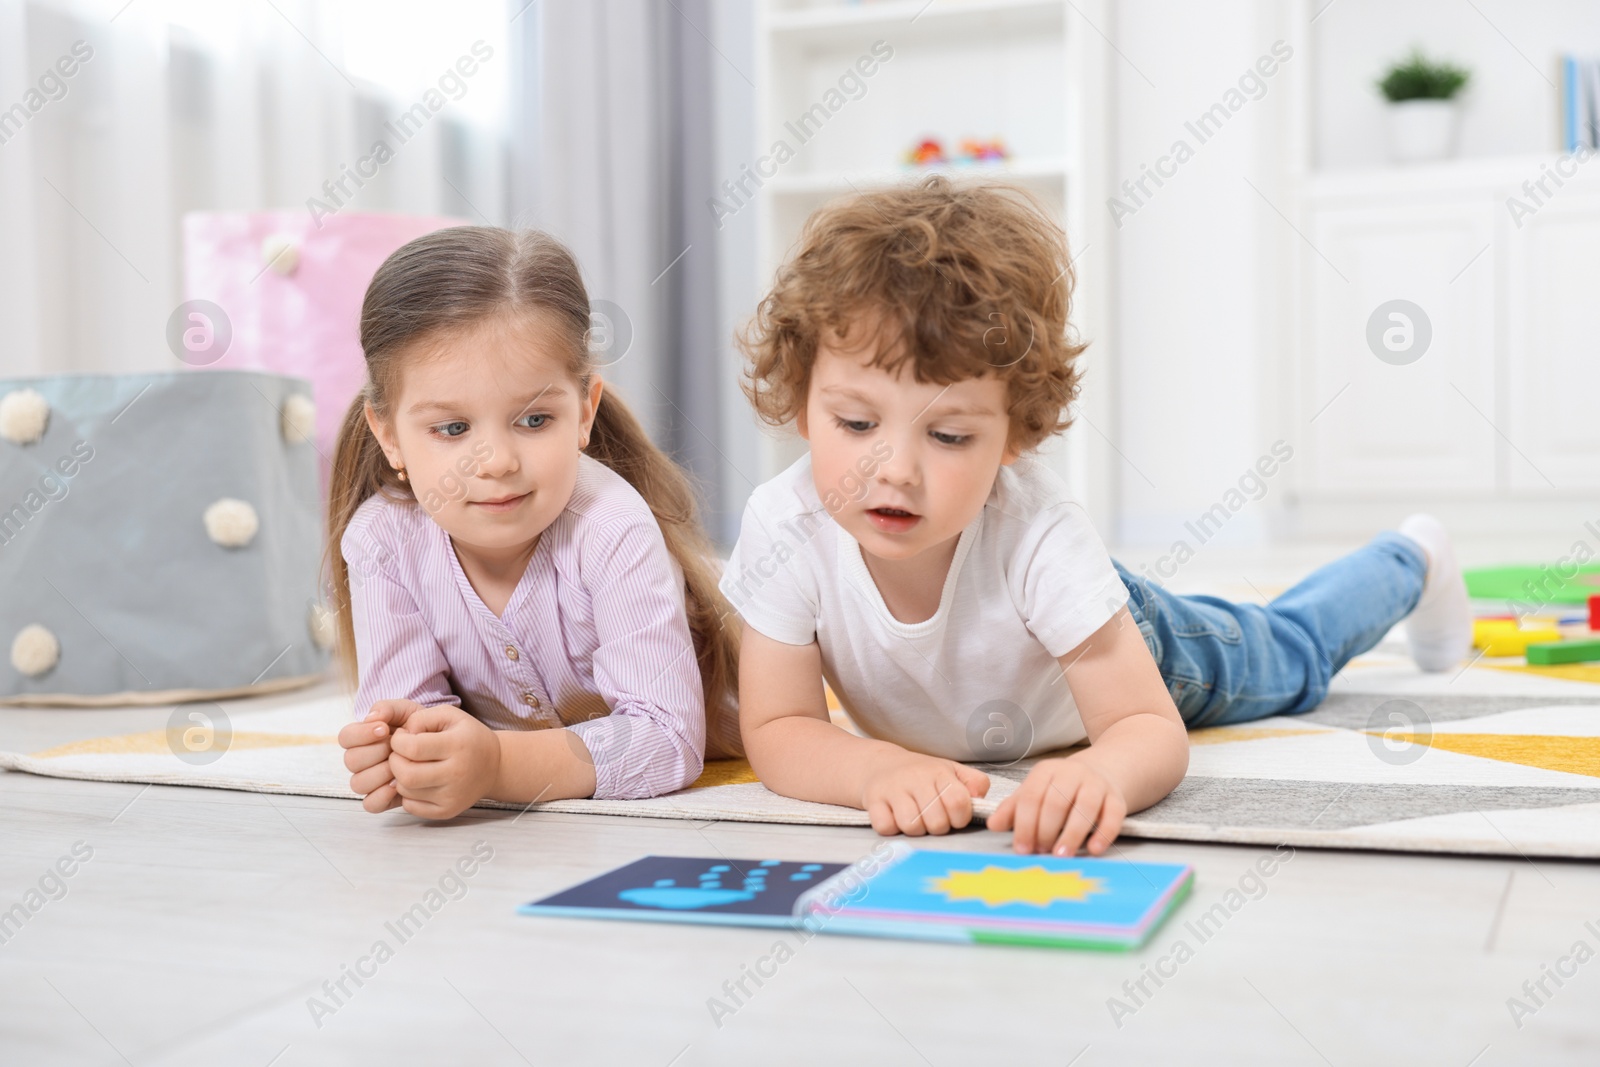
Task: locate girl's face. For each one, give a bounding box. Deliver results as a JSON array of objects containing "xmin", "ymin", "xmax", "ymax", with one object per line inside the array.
[{"xmin": 367, "ymin": 312, "xmax": 602, "ymax": 560}]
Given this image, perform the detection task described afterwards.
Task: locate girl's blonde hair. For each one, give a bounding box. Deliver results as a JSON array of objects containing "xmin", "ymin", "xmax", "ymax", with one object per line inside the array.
[{"xmin": 325, "ymin": 226, "xmax": 738, "ymax": 720}]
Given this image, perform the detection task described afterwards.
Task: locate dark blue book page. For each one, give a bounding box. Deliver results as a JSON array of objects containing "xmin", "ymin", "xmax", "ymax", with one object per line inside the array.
[{"xmin": 521, "ymin": 856, "xmax": 850, "ymax": 926}]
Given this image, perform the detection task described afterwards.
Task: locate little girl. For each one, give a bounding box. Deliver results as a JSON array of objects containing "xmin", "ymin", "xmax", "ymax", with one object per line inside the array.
[{"xmin": 327, "ymin": 227, "xmax": 740, "ymax": 820}]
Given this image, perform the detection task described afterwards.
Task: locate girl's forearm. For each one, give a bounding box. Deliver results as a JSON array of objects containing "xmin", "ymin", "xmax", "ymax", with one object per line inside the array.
[
  {"xmin": 1072, "ymin": 711, "xmax": 1190, "ymax": 812},
  {"xmin": 489, "ymin": 729, "xmax": 599, "ymax": 804},
  {"xmin": 746, "ymin": 715, "xmax": 904, "ymax": 808}
]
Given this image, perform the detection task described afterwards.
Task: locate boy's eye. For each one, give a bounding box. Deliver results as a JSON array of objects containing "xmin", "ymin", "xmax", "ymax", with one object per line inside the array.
[
  {"xmin": 834, "ymin": 416, "xmax": 875, "ymax": 434},
  {"xmin": 517, "ymin": 413, "xmax": 551, "ymax": 430},
  {"xmin": 432, "ymin": 421, "xmax": 469, "ymax": 438},
  {"xmin": 930, "ymin": 430, "xmax": 971, "ymax": 446}
]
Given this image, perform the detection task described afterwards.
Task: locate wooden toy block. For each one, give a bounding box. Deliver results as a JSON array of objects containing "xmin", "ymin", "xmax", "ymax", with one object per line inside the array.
[
  {"xmin": 1481, "ymin": 628, "xmax": 1561, "ymax": 657},
  {"xmin": 1526, "ymin": 640, "xmax": 1600, "ymax": 665},
  {"xmin": 1472, "ymin": 618, "xmax": 1519, "ymax": 648}
]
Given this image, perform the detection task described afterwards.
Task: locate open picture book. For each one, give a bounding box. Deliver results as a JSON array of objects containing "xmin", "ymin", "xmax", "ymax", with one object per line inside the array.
[{"xmin": 521, "ymin": 844, "xmax": 1194, "ymax": 951}]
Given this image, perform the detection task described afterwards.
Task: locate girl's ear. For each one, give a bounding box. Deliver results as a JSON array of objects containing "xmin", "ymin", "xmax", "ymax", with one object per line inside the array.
[
  {"xmin": 364, "ymin": 402, "xmax": 402, "ymax": 468},
  {"xmin": 580, "ymin": 376, "xmax": 605, "ymax": 448}
]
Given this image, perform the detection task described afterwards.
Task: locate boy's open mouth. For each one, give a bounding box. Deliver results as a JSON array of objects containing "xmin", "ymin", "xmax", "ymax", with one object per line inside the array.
[{"xmin": 866, "ymin": 506, "xmax": 920, "ymax": 533}]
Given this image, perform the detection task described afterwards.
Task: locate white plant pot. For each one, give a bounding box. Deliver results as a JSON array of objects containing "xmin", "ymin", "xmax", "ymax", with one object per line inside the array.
[{"xmin": 1386, "ymin": 99, "xmax": 1460, "ymax": 164}]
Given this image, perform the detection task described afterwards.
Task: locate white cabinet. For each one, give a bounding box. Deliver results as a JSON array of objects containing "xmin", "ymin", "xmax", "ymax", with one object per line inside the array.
[
  {"xmin": 1504, "ymin": 189, "xmax": 1600, "ymax": 493},
  {"xmin": 1297, "ymin": 157, "xmax": 1600, "ymax": 502},
  {"xmin": 1303, "ymin": 196, "xmax": 1497, "ymax": 495}
]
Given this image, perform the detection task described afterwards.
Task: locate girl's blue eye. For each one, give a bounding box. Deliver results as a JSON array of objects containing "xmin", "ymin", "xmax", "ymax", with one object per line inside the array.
[
  {"xmin": 517, "ymin": 413, "xmax": 551, "ymax": 430},
  {"xmin": 930, "ymin": 430, "xmax": 970, "ymax": 446},
  {"xmin": 835, "ymin": 417, "xmax": 874, "ymax": 434},
  {"xmin": 434, "ymin": 421, "xmax": 469, "ymax": 438}
]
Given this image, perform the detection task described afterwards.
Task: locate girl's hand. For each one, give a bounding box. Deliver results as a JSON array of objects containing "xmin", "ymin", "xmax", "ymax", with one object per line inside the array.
[
  {"xmin": 388, "ymin": 705, "xmax": 502, "ymax": 820},
  {"xmin": 338, "ymin": 699, "xmax": 424, "ymax": 813},
  {"xmin": 861, "ymin": 749, "xmax": 991, "ymax": 837},
  {"xmin": 987, "ymin": 755, "xmax": 1128, "ymax": 856}
]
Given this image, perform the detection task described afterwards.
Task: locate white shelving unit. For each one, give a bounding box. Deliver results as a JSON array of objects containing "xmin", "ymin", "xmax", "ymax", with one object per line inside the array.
[
  {"xmin": 1274, "ymin": 1, "xmax": 1600, "ymax": 538},
  {"xmin": 751, "ymin": 0, "xmax": 1116, "ymax": 522}
]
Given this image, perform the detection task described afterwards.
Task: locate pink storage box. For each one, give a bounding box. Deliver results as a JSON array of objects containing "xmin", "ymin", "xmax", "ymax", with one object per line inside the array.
[{"xmin": 182, "ymin": 212, "xmax": 466, "ymax": 473}]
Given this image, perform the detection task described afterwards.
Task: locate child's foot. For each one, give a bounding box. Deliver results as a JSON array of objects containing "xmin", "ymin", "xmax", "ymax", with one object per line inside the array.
[{"xmin": 1398, "ymin": 514, "xmax": 1471, "ymax": 672}]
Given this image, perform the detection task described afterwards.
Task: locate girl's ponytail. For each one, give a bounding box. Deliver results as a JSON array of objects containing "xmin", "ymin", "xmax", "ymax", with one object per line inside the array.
[
  {"xmin": 325, "ymin": 389, "xmax": 412, "ymax": 689},
  {"xmin": 585, "ymin": 390, "xmax": 741, "ymax": 755}
]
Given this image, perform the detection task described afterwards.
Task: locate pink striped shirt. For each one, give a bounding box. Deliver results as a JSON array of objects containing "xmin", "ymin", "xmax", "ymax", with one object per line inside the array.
[{"xmin": 341, "ymin": 454, "xmax": 715, "ymax": 799}]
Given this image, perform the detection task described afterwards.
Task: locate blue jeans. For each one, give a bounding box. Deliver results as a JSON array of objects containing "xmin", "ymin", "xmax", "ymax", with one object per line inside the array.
[{"xmin": 1113, "ymin": 532, "xmax": 1426, "ymax": 728}]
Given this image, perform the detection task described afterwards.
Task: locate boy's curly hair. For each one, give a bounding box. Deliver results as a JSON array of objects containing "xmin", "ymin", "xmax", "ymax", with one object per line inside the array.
[{"xmin": 738, "ymin": 176, "xmax": 1086, "ymax": 453}]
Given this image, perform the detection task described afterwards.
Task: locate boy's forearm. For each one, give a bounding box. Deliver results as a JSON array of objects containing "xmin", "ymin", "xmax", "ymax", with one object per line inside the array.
[
  {"xmin": 489, "ymin": 729, "xmax": 599, "ymax": 804},
  {"xmin": 745, "ymin": 715, "xmax": 903, "ymax": 809},
  {"xmin": 1070, "ymin": 712, "xmax": 1189, "ymax": 812}
]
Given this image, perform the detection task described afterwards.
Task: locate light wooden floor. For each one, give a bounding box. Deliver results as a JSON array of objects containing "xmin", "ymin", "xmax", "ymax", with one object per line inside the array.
[
  {"xmin": 5, "ymin": 540, "xmax": 1599, "ymax": 1065},
  {"xmin": 3, "ymin": 703, "xmax": 1599, "ymax": 1066}
]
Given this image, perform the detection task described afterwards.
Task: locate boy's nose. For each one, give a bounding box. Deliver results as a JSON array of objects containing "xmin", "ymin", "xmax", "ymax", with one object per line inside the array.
[{"xmin": 873, "ymin": 435, "xmax": 919, "ymax": 487}]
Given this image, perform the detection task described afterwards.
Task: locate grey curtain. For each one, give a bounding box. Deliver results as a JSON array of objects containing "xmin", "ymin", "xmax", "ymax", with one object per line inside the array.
[{"xmin": 509, "ymin": 0, "xmax": 730, "ymax": 534}]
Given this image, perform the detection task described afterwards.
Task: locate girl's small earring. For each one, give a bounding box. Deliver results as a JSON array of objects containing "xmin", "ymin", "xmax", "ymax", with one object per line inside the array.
[{"xmin": 395, "ymin": 466, "xmax": 408, "ymax": 483}]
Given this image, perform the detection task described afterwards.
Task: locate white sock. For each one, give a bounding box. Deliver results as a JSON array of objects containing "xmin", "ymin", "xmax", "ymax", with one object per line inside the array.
[{"xmin": 1397, "ymin": 514, "xmax": 1471, "ymax": 672}]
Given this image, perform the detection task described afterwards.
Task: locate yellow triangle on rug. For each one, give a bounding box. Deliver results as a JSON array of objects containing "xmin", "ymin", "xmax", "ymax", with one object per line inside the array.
[
  {"xmin": 688, "ymin": 759, "xmax": 759, "ymax": 789},
  {"xmin": 33, "ymin": 730, "xmax": 334, "ymax": 759},
  {"xmin": 1189, "ymin": 725, "xmax": 1334, "ymax": 746},
  {"xmin": 1480, "ymin": 663, "xmax": 1600, "ymax": 685},
  {"xmin": 1369, "ymin": 731, "xmax": 1600, "ymax": 779}
]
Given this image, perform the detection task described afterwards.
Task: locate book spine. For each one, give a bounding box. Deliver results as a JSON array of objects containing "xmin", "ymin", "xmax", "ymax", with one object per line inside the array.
[{"xmin": 794, "ymin": 840, "xmax": 912, "ymax": 921}]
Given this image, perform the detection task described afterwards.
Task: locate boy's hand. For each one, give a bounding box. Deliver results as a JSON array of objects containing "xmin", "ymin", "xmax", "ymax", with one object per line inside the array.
[
  {"xmin": 338, "ymin": 699, "xmax": 425, "ymax": 813},
  {"xmin": 388, "ymin": 704, "xmax": 502, "ymax": 821},
  {"xmin": 987, "ymin": 755, "xmax": 1127, "ymax": 856},
  {"xmin": 861, "ymin": 749, "xmax": 991, "ymax": 837}
]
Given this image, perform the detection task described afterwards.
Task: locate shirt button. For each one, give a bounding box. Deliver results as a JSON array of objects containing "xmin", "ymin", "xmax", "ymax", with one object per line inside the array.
[
  {"xmin": 505, "ymin": 645, "xmax": 519, "ymax": 661},
  {"xmin": 522, "ymin": 691, "xmax": 540, "ymax": 709}
]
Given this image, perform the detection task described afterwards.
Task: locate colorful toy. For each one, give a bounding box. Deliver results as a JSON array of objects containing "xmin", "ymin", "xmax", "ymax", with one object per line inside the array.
[
  {"xmin": 1, "ymin": 371, "xmax": 329, "ymax": 704},
  {"xmin": 902, "ymin": 137, "xmax": 1011, "ymax": 168},
  {"xmin": 956, "ymin": 137, "xmax": 1009, "ymax": 163},
  {"xmin": 904, "ymin": 137, "xmax": 947, "ymax": 166},
  {"xmin": 1472, "ymin": 618, "xmax": 1518, "ymax": 647},
  {"xmin": 1591, "ymin": 594, "xmax": 1600, "ymax": 631},
  {"xmin": 1479, "ymin": 627, "xmax": 1562, "ymax": 657},
  {"xmin": 1463, "ymin": 564, "xmax": 1600, "ymax": 606},
  {"xmin": 1526, "ymin": 640, "xmax": 1600, "ymax": 666}
]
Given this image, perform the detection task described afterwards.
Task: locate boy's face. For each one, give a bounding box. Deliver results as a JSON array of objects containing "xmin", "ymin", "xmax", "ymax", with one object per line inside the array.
[{"xmin": 800, "ymin": 331, "xmax": 1018, "ymax": 565}]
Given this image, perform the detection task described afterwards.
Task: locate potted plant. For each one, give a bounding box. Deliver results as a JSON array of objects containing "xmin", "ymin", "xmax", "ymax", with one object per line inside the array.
[{"xmin": 1377, "ymin": 49, "xmax": 1471, "ymax": 163}]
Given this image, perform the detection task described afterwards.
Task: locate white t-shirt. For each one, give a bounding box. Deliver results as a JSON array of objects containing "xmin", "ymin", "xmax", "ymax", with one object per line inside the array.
[{"xmin": 719, "ymin": 454, "xmax": 1129, "ymax": 762}]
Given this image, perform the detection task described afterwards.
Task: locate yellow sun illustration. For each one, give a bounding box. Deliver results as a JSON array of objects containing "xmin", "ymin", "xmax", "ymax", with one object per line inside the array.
[{"xmin": 927, "ymin": 866, "xmax": 1107, "ymax": 908}]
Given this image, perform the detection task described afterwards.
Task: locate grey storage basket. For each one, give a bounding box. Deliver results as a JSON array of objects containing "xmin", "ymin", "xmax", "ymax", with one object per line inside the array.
[{"xmin": 0, "ymin": 370, "xmax": 331, "ymax": 704}]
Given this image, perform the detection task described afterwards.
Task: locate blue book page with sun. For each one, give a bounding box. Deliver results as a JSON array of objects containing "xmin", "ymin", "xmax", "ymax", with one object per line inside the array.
[
  {"xmin": 520, "ymin": 857, "xmax": 850, "ymax": 927},
  {"xmin": 818, "ymin": 850, "xmax": 1190, "ymax": 932}
]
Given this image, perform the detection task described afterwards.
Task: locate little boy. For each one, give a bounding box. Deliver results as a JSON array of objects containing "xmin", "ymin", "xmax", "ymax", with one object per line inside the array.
[{"xmin": 720, "ymin": 178, "xmax": 1470, "ymax": 856}]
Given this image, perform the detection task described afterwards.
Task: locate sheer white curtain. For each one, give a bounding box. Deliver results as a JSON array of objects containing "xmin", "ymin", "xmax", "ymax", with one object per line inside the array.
[
  {"xmin": 0, "ymin": 0, "xmax": 509, "ymax": 378},
  {"xmin": 1, "ymin": 0, "xmax": 751, "ymax": 535}
]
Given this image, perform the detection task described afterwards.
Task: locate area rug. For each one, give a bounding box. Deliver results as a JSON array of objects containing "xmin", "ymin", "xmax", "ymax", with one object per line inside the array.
[{"xmin": 2, "ymin": 651, "xmax": 1598, "ymax": 858}]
